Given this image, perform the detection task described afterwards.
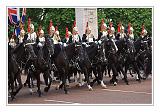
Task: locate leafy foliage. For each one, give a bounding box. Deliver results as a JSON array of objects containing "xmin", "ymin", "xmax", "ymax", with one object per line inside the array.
[{"xmin": 9, "ymin": 8, "xmax": 152, "ymax": 38}]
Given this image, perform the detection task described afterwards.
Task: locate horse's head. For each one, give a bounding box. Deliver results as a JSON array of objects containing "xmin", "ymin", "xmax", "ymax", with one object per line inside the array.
[
  {"xmin": 44, "ymin": 35, "xmax": 54, "ymax": 56},
  {"xmin": 75, "ymin": 44, "xmax": 85, "ymax": 61},
  {"xmin": 24, "ymin": 44, "xmax": 37, "ymax": 61},
  {"xmin": 103, "ymin": 39, "xmax": 116, "ymax": 53}
]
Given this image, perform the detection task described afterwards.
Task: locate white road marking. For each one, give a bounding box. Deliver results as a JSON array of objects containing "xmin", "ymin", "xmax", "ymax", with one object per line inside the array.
[
  {"xmin": 44, "ymin": 99, "xmax": 80, "ymax": 104},
  {"xmin": 102, "ymin": 89, "xmax": 152, "ymax": 95}
]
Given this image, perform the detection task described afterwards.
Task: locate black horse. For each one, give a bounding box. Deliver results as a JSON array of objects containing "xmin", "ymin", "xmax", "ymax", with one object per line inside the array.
[
  {"xmin": 123, "ymin": 38, "xmax": 142, "ymax": 82},
  {"xmin": 84, "ymin": 42, "xmax": 107, "ymax": 88},
  {"xmin": 75, "ymin": 44, "xmax": 93, "ymax": 90},
  {"xmin": 51, "ymin": 43, "xmax": 69, "ymax": 94},
  {"xmin": 8, "ymin": 39, "xmax": 37, "ymax": 100},
  {"xmin": 102, "ymin": 38, "xmax": 120, "ymax": 85},
  {"xmin": 24, "ymin": 35, "xmax": 54, "ymax": 97}
]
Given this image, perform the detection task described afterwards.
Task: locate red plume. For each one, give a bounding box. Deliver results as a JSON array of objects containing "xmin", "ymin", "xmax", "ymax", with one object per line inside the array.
[
  {"xmin": 48, "ymin": 20, "xmax": 53, "ymax": 34},
  {"xmin": 100, "ymin": 19, "xmax": 105, "ymax": 32},
  {"xmin": 128, "ymin": 23, "xmax": 131, "ymax": 34},
  {"xmin": 109, "ymin": 21, "xmax": 112, "ymax": 28},
  {"xmin": 55, "ymin": 26, "xmax": 58, "ymax": 31},
  {"xmin": 73, "ymin": 20, "xmax": 76, "ymax": 27},
  {"xmin": 28, "ymin": 18, "xmax": 31, "ymax": 33},
  {"xmin": 50, "ymin": 20, "xmax": 53, "ymax": 28},
  {"xmin": 118, "ymin": 23, "xmax": 121, "ymax": 33},
  {"xmin": 141, "ymin": 24, "xmax": 145, "ymax": 34},
  {"xmin": 86, "ymin": 22, "xmax": 88, "ymax": 28},
  {"xmin": 65, "ymin": 27, "xmax": 69, "ymax": 38}
]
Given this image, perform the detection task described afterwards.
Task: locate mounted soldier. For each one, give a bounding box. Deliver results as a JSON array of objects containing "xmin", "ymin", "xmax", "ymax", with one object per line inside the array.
[
  {"xmin": 68, "ymin": 20, "xmax": 81, "ymax": 44},
  {"xmin": 140, "ymin": 23, "xmax": 148, "ymax": 41},
  {"xmin": 62, "ymin": 27, "xmax": 72, "ymax": 45},
  {"xmin": 99, "ymin": 19, "xmax": 108, "ymax": 40},
  {"xmin": 37, "ymin": 29, "xmax": 45, "ymax": 47},
  {"xmin": 48, "ymin": 20, "xmax": 55, "ymax": 38},
  {"xmin": 117, "ymin": 22, "xmax": 127, "ymax": 39},
  {"xmin": 108, "ymin": 20, "xmax": 115, "ymax": 40},
  {"xmin": 9, "ymin": 34, "xmax": 17, "ymax": 48},
  {"xmin": 27, "ymin": 18, "xmax": 37, "ymax": 44},
  {"xmin": 18, "ymin": 28, "xmax": 25, "ymax": 44},
  {"xmin": 82, "ymin": 22, "xmax": 95, "ymax": 45},
  {"xmin": 128, "ymin": 22, "xmax": 134, "ymax": 40}
]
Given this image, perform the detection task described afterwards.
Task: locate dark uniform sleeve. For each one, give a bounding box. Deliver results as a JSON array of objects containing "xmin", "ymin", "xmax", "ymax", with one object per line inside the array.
[
  {"xmin": 82, "ymin": 34, "xmax": 87, "ymax": 42},
  {"xmin": 36, "ymin": 37, "xmax": 39, "ymax": 44},
  {"xmin": 68, "ymin": 36, "xmax": 73, "ymax": 44},
  {"xmin": 98, "ymin": 32, "xmax": 103, "ymax": 40},
  {"xmin": 78, "ymin": 35, "xmax": 82, "ymax": 43}
]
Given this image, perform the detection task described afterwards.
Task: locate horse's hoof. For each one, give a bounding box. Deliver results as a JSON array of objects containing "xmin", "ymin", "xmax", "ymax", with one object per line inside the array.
[
  {"xmin": 37, "ymin": 90, "xmax": 41, "ymax": 97},
  {"xmin": 126, "ymin": 82, "xmax": 129, "ymax": 85},
  {"xmin": 87, "ymin": 85, "xmax": 93, "ymax": 91},
  {"xmin": 11, "ymin": 95, "xmax": 16, "ymax": 100},
  {"xmin": 44, "ymin": 87, "xmax": 49, "ymax": 92},
  {"xmin": 113, "ymin": 82, "xmax": 117, "ymax": 86},
  {"xmin": 55, "ymin": 86, "xmax": 59, "ymax": 90},
  {"xmin": 65, "ymin": 90, "xmax": 68, "ymax": 94},
  {"xmin": 136, "ymin": 79, "xmax": 141, "ymax": 83},
  {"xmin": 23, "ymin": 83, "xmax": 27, "ymax": 87},
  {"xmin": 102, "ymin": 85, "xmax": 107, "ymax": 89}
]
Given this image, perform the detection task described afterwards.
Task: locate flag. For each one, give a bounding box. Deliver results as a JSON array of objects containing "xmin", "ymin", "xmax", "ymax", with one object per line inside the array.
[
  {"xmin": 22, "ymin": 8, "xmax": 26, "ymax": 24},
  {"xmin": 8, "ymin": 8, "xmax": 20, "ymax": 25},
  {"xmin": 15, "ymin": 27, "xmax": 21, "ymax": 37}
]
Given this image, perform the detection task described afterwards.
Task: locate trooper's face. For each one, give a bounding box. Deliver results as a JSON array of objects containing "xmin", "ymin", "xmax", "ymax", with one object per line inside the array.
[
  {"xmin": 86, "ymin": 29, "xmax": 91, "ymax": 34},
  {"xmin": 39, "ymin": 33, "xmax": 44, "ymax": 38},
  {"xmin": 20, "ymin": 32, "xmax": 25, "ymax": 37},
  {"xmin": 121, "ymin": 29, "xmax": 124, "ymax": 33},
  {"xmin": 31, "ymin": 28, "xmax": 34, "ymax": 33},
  {"xmin": 50, "ymin": 30, "xmax": 55, "ymax": 36}
]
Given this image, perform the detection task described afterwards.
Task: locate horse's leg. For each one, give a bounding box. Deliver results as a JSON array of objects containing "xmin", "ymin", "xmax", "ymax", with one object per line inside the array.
[
  {"xmin": 108, "ymin": 65, "xmax": 111, "ymax": 78},
  {"xmin": 10, "ymin": 73, "xmax": 15, "ymax": 100},
  {"xmin": 27, "ymin": 70, "xmax": 34, "ymax": 95},
  {"xmin": 35, "ymin": 72, "xmax": 41, "ymax": 97},
  {"xmin": 44, "ymin": 70, "xmax": 52, "ymax": 92},
  {"xmin": 59, "ymin": 68, "xmax": 68, "ymax": 94},
  {"xmin": 83, "ymin": 67, "xmax": 93, "ymax": 91},
  {"xmin": 133, "ymin": 61, "xmax": 141, "ymax": 82},
  {"xmin": 110, "ymin": 63, "xmax": 118, "ymax": 86},
  {"xmin": 24, "ymin": 69, "xmax": 29, "ymax": 87},
  {"xmin": 13, "ymin": 70, "xmax": 23, "ymax": 97},
  {"xmin": 119, "ymin": 65, "xmax": 129, "ymax": 85},
  {"xmin": 98, "ymin": 64, "xmax": 107, "ymax": 88}
]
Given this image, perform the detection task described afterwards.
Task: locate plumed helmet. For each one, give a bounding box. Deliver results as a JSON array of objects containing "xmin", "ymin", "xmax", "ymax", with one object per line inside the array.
[
  {"xmin": 30, "ymin": 24, "xmax": 34, "ymax": 29},
  {"xmin": 103, "ymin": 23, "xmax": 107, "ymax": 28},
  {"xmin": 111, "ymin": 27, "xmax": 115, "ymax": 31},
  {"xmin": 40, "ymin": 29, "xmax": 44, "ymax": 34},
  {"xmin": 68, "ymin": 31, "xmax": 72, "ymax": 35},
  {"xmin": 121, "ymin": 26, "xmax": 124, "ymax": 30},
  {"xmin": 130, "ymin": 27, "xmax": 134, "ymax": 31},
  {"xmin": 20, "ymin": 29, "xmax": 25, "ymax": 34},
  {"xmin": 143, "ymin": 29, "xmax": 148, "ymax": 34},
  {"xmin": 55, "ymin": 30, "xmax": 59, "ymax": 35},
  {"xmin": 50, "ymin": 26, "xmax": 55, "ymax": 31},
  {"xmin": 73, "ymin": 27, "xmax": 78, "ymax": 32}
]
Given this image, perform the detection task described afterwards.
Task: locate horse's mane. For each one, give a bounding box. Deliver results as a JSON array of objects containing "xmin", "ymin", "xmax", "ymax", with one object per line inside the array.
[
  {"xmin": 86, "ymin": 43, "xmax": 98, "ymax": 56},
  {"xmin": 12, "ymin": 43, "xmax": 24, "ymax": 54}
]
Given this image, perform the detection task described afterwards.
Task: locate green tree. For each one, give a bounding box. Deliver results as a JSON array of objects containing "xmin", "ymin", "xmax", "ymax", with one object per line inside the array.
[{"xmin": 8, "ymin": 8, "xmax": 152, "ymax": 38}]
